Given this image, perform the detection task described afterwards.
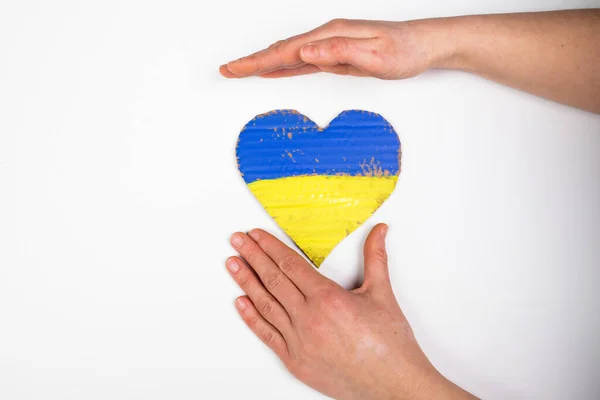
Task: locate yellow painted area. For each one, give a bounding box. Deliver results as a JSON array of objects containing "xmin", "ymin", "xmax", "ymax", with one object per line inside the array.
[{"xmin": 248, "ymin": 175, "xmax": 398, "ymax": 267}]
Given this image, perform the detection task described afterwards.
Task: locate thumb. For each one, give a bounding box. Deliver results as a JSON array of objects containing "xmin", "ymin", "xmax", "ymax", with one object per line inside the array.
[
  {"xmin": 300, "ymin": 37, "xmax": 380, "ymax": 70},
  {"xmin": 362, "ymin": 223, "xmax": 392, "ymax": 292}
]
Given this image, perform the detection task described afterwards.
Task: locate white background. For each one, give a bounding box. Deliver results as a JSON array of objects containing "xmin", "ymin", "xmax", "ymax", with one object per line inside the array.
[{"xmin": 1, "ymin": 0, "xmax": 600, "ymax": 399}]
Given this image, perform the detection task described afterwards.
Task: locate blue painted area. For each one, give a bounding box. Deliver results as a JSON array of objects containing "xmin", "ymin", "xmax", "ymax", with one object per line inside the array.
[{"xmin": 237, "ymin": 110, "xmax": 401, "ymax": 184}]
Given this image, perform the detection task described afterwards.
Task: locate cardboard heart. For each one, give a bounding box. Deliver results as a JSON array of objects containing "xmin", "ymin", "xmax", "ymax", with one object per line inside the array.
[{"xmin": 236, "ymin": 110, "xmax": 401, "ymax": 267}]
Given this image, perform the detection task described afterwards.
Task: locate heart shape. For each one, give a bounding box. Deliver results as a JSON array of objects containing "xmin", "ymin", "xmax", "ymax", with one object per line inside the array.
[{"xmin": 236, "ymin": 110, "xmax": 401, "ymax": 267}]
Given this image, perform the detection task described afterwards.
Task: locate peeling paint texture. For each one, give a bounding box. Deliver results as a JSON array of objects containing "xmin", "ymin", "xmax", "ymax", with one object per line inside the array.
[{"xmin": 236, "ymin": 110, "xmax": 401, "ymax": 267}]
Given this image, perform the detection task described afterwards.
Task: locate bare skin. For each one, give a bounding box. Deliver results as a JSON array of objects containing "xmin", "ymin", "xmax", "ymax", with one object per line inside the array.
[
  {"xmin": 224, "ymin": 9, "xmax": 599, "ymax": 399},
  {"xmin": 220, "ymin": 10, "xmax": 600, "ymax": 113},
  {"xmin": 227, "ymin": 225, "xmax": 476, "ymax": 399}
]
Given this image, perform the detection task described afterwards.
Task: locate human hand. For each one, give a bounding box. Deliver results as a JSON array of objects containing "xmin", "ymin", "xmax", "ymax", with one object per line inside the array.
[
  {"xmin": 226, "ymin": 224, "xmax": 475, "ymax": 399},
  {"xmin": 219, "ymin": 18, "xmax": 454, "ymax": 80},
  {"xmin": 221, "ymin": 11, "xmax": 600, "ymax": 112}
]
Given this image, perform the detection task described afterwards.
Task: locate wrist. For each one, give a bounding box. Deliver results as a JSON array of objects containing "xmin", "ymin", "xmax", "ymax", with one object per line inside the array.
[
  {"xmin": 411, "ymin": 16, "xmax": 476, "ymax": 72},
  {"xmin": 414, "ymin": 372, "xmax": 477, "ymax": 400},
  {"xmin": 389, "ymin": 363, "xmax": 476, "ymax": 400}
]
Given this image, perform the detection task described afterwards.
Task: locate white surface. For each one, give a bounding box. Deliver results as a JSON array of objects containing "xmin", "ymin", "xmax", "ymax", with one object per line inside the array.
[{"xmin": 1, "ymin": 1, "xmax": 600, "ymax": 399}]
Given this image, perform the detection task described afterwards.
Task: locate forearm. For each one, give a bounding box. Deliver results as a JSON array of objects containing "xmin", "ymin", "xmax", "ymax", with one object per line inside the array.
[{"xmin": 434, "ymin": 10, "xmax": 600, "ymax": 113}]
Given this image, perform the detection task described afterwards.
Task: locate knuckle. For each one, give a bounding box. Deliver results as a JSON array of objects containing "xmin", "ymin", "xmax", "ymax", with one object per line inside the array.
[
  {"xmin": 280, "ymin": 254, "xmax": 298, "ymax": 274},
  {"xmin": 329, "ymin": 36, "xmax": 348, "ymax": 55},
  {"xmin": 264, "ymin": 273, "xmax": 283, "ymax": 291},
  {"xmin": 321, "ymin": 292, "xmax": 344, "ymax": 311},
  {"xmin": 316, "ymin": 289, "xmax": 355, "ymax": 316},
  {"xmin": 259, "ymin": 242, "xmax": 273, "ymax": 255},
  {"xmin": 247, "ymin": 315, "xmax": 260, "ymax": 328},
  {"xmin": 266, "ymin": 39, "xmax": 291, "ymax": 66},
  {"xmin": 237, "ymin": 272, "xmax": 251, "ymax": 288},
  {"xmin": 313, "ymin": 282, "xmax": 337, "ymax": 297},
  {"xmin": 371, "ymin": 247, "xmax": 388, "ymax": 265},
  {"xmin": 244, "ymin": 250, "xmax": 258, "ymax": 265},
  {"xmin": 271, "ymin": 39, "xmax": 287, "ymax": 54},
  {"xmin": 268, "ymin": 40, "xmax": 284, "ymax": 49},
  {"xmin": 258, "ymin": 298, "xmax": 274, "ymax": 317},
  {"xmin": 261, "ymin": 329, "xmax": 276, "ymax": 345},
  {"xmin": 328, "ymin": 18, "xmax": 349, "ymax": 28}
]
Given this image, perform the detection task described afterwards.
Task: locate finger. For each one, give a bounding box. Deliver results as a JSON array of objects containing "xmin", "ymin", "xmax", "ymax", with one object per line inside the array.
[
  {"xmin": 231, "ymin": 232, "xmax": 305, "ymax": 310},
  {"xmin": 248, "ymin": 229, "xmax": 329, "ymax": 295},
  {"xmin": 227, "ymin": 45, "xmax": 305, "ymax": 78},
  {"xmin": 224, "ymin": 19, "xmax": 376, "ymax": 77},
  {"xmin": 235, "ymin": 296, "xmax": 290, "ymax": 362},
  {"xmin": 361, "ymin": 223, "xmax": 392, "ymax": 293},
  {"xmin": 225, "ymin": 38, "xmax": 307, "ymax": 77},
  {"xmin": 317, "ymin": 64, "xmax": 371, "ymax": 77},
  {"xmin": 219, "ymin": 64, "xmax": 241, "ymax": 78},
  {"xmin": 226, "ymin": 256, "xmax": 292, "ymax": 334},
  {"xmin": 259, "ymin": 64, "xmax": 321, "ymax": 78},
  {"xmin": 259, "ymin": 63, "xmax": 369, "ymax": 78},
  {"xmin": 299, "ymin": 37, "xmax": 382, "ymax": 73}
]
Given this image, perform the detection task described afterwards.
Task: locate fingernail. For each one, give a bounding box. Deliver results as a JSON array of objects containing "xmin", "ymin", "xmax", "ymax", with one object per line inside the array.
[
  {"xmin": 301, "ymin": 44, "xmax": 318, "ymax": 61},
  {"xmin": 381, "ymin": 224, "xmax": 388, "ymax": 238},
  {"xmin": 226, "ymin": 258, "xmax": 240, "ymax": 274},
  {"xmin": 230, "ymin": 233, "xmax": 244, "ymax": 248},
  {"xmin": 248, "ymin": 229, "xmax": 260, "ymax": 242},
  {"xmin": 223, "ymin": 63, "xmax": 244, "ymax": 78},
  {"xmin": 235, "ymin": 298, "xmax": 247, "ymax": 310}
]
